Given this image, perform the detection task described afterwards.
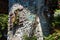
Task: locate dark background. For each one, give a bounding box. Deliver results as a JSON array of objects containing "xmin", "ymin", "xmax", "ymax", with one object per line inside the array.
[{"xmin": 0, "ymin": 0, "xmax": 8, "ymax": 14}]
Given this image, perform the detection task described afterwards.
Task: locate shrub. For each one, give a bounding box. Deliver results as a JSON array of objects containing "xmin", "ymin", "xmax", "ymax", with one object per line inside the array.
[
  {"xmin": 23, "ymin": 34, "xmax": 37, "ymax": 40},
  {"xmin": 0, "ymin": 14, "xmax": 8, "ymax": 39},
  {"xmin": 52, "ymin": 9, "xmax": 60, "ymax": 27},
  {"xmin": 44, "ymin": 32, "xmax": 60, "ymax": 40}
]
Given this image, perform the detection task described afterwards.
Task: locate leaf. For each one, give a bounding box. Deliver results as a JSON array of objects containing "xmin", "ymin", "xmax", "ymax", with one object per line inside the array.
[
  {"xmin": 1, "ymin": 27, "xmax": 5, "ymax": 30},
  {"xmin": 0, "ymin": 33, "xmax": 2, "ymax": 38}
]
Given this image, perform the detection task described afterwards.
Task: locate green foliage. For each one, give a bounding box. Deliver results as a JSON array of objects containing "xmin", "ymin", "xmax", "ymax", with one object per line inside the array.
[
  {"xmin": 48, "ymin": 9, "xmax": 60, "ymax": 40},
  {"xmin": 58, "ymin": 36, "xmax": 60, "ymax": 40},
  {"xmin": 23, "ymin": 34, "xmax": 37, "ymax": 40},
  {"xmin": 52, "ymin": 9, "xmax": 60, "ymax": 27},
  {"xmin": 54, "ymin": 9, "xmax": 60, "ymax": 17},
  {"xmin": 0, "ymin": 32, "xmax": 2, "ymax": 38},
  {"xmin": 0, "ymin": 14, "xmax": 8, "ymax": 38},
  {"xmin": 44, "ymin": 32, "xmax": 60, "ymax": 40}
]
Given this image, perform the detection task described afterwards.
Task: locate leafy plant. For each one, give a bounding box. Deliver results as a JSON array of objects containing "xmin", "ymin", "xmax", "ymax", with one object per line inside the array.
[
  {"xmin": 23, "ymin": 34, "xmax": 37, "ymax": 40},
  {"xmin": 0, "ymin": 14, "xmax": 8, "ymax": 39},
  {"xmin": 52, "ymin": 9, "xmax": 60, "ymax": 27},
  {"xmin": 44, "ymin": 32, "xmax": 60, "ymax": 40}
]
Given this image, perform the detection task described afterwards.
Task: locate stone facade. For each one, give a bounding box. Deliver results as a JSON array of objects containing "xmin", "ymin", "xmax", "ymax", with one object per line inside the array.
[{"xmin": 8, "ymin": 4, "xmax": 43, "ymax": 40}]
